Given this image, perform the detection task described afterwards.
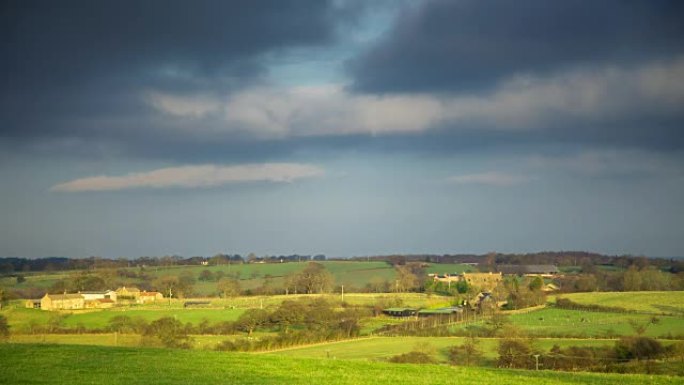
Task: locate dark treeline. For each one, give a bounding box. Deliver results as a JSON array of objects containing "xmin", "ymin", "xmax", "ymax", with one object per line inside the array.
[
  {"xmin": 352, "ymin": 251, "xmax": 684, "ymax": 272},
  {"xmin": 0, "ymin": 253, "xmax": 327, "ymax": 274},
  {"xmin": 3, "ymin": 251, "xmax": 684, "ymax": 275}
]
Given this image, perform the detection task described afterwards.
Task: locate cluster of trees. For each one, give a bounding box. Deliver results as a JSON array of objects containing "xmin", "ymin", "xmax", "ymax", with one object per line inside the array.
[
  {"xmin": 558, "ymin": 266, "xmax": 684, "ymax": 293},
  {"xmin": 496, "ymin": 335, "xmax": 683, "ymax": 374},
  {"xmin": 217, "ymin": 298, "xmax": 365, "ymax": 352},
  {"xmin": 351, "ymin": 252, "xmax": 684, "ymax": 273},
  {"xmin": 283, "ymin": 262, "xmax": 335, "ymax": 294}
]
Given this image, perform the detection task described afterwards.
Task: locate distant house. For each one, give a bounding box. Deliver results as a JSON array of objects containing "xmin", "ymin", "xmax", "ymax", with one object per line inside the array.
[
  {"xmin": 431, "ymin": 271, "xmax": 502, "ymax": 291},
  {"xmin": 137, "ymin": 291, "xmax": 163, "ymax": 304},
  {"xmin": 497, "ymin": 265, "xmax": 559, "ymax": 277},
  {"xmin": 116, "ymin": 286, "xmax": 141, "ymax": 300},
  {"xmin": 461, "ymin": 272, "xmax": 502, "ymax": 291},
  {"xmin": 41, "ymin": 293, "xmax": 85, "ymax": 310},
  {"xmin": 25, "ymin": 299, "xmax": 41, "ymax": 309}
]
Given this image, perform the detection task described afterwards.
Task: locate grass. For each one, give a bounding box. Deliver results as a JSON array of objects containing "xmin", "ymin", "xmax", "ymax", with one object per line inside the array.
[
  {"xmin": 1, "ymin": 306, "xmax": 245, "ymax": 331},
  {"xmin": 1, "ymin": 293, "xmax": 450, "ymax": 331},
  {"xmin": 7, "ymin": 333, "xmax": 275, "ymax": 349},
  {"xmin": 507, "ymin": 308, "xmax": 684, "ymax": 338},
  {"xmin": 1, "ymin": 344, "xmax": 681, "ymax": 385},
  {"xmin": 553, "ymin": 291, "xmax": 684, "ymax": 315},
  {"xmin": 2, "ymin": 261, "xmax": 471, "ymax": 296},
  {"xmin": 265, "ymin": 336, "xmax": 620, "ymax": 362}
]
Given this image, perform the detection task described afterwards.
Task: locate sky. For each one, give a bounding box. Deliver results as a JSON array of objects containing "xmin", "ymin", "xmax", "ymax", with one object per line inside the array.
[{"xmin": 1, "ymin": 0, "xmax": 683, "ymax": 258}]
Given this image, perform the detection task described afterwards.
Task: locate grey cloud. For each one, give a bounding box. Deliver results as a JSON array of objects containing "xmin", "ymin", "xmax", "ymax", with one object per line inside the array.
[
  {"xmin": 0, "ymin": 0, "xmax": 344, "ymax": 140},
  {"xmin": 348, "ymin": 0, "xmax": 684, "ymax": 94}
]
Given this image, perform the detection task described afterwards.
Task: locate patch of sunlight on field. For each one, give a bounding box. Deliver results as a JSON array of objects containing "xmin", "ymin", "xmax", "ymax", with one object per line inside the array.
[
  {"xmin": 553, "ymin": 291, "xmax": 684, "ymax": 314},
  {"xmin": 265, "ymin": 336, "xmax": 620, "ymax": 362},
  {"xmin": 507, "ymin": 308, "xmax": 684, "ymax": 338},
  {"xmin": 3, "ymin": 344, "xmax": 680, "ymax": 385}
]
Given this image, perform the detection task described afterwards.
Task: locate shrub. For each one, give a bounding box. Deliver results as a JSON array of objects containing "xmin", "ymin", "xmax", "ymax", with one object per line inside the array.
[{"xmin": 388, "ymin": 351, "xmax": 437, "ymax": 364}]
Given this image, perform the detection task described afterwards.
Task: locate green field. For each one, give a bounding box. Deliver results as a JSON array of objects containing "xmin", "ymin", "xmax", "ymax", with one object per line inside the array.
[
  {"xmin": 507, "ymin": 308, "xmax": 684, "ymax": 338},
  {"xmin": 1, "ymin": 306, "xmax": 245, "ymax": 331},
  {"xmin": 0, "ymin": 292, "xmax": 451, "ymax": 332},
  {"xmin": 2, "ymin": 261, "xmax": 478, "ymax": 296},
  {"xmin": 265, "ymin": 336, "xmax": 619, "ymax": 362},
  {"xmin": 7, "ymin": 333, "xmax": 276, "ymax": 349},
  {"xmin": 553, "ymin": 291, "xmax": 684, "ymax": 315},
  {"xmin": 1, "ymin": 344, "xmax": 680, "ymax": 385}
]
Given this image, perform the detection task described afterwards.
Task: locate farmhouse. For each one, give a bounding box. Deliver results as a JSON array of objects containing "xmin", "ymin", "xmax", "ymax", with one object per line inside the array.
[
  {"xmin": 137, "ymin": 291, "xmax": 163, "ymax": 304},
  {"xmin": 431, "ymin": 271, "xmax": 502, "ymax": 291},
  {"xmin": 116, "ymin": 286, "xmax": 141, "ymax": 300},
  {"xmin": 25, "ymin": 299, "xmax": 41, "ymax": 309},
  {"xmin": 41, "ymin": 293, "xmax": 85, "ymax": 310},
  {"xmin": 461, "ymin": 272, "xmax": 502, "ymax": 291},
  {"xmin": 84, "ymin": 298, "xmax": 116, "ymax": 309}
]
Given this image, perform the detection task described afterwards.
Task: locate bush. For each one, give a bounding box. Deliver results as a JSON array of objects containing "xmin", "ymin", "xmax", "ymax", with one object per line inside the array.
[
  {"xmin": 388, "ymin": 351, "xmax": 437, "ymax": 364},
  {"xmin": 0, "ymin": 315, "xmax": 9, "ymax": 340},
  {"xmin": 615, "ymin": 336, "xmax": 664, "ymax": 360},
  {"xmin": 145, "ymin": 317, "xmax": 193, "ymax": 349}
]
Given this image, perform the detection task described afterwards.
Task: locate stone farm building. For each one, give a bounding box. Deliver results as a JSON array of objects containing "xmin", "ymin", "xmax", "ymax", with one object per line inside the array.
[
  {"xmin": 430, "ymin": 272, "xmax": 503, "ymax": 291},
  {"xmin": 137, "ymin": 291, "xmax": 163, "ymax": 304},
  {"xmin": 116, "ymin": 286, "xmax": 141, "ymax": 300},
  {"xmin": 41, "ymin": 293, "xmax": 85, "ymax": 310}
]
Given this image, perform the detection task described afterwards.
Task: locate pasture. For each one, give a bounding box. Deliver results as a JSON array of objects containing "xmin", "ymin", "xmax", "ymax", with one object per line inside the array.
[
  {"xmin": 553, "ymin": 291, "xmax": 684, "ymax": 315},
  {"xmin": 265, "ymin": 336, "xmax": 619, "ymax": 362},
  {"xmin": 1, "ymin": 344, "xmax": 681, "ymax": 385},
  {"xmin": 1, "ymin": 261, "xmax": 476, "ymax": 296},
  {"xmin": 506, "ymin": 308, "xmax": 684, "ymax": 338},
  {"xmin": 0, "ymin": 292, "xmax": 450, "ymax": 332}
]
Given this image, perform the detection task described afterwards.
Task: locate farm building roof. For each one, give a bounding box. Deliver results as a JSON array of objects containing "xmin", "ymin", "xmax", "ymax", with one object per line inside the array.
[
  {"xmin": 418, "ymin": 307, "xmax": 462, "ymax": 315},
  {"xmin": 139, "ymin": 291, "xmax": 162, "ymax": 296},
  {"xmin": 116, "ymin": 286, "xmax": 140, "ymax": 292},
  {"xmin": 45, "ymin": 293, "xmax": 83, "ymax": 300},
  {"xmin": 383, "ymin": 307, "xmax": 417, "ymax": 312}
]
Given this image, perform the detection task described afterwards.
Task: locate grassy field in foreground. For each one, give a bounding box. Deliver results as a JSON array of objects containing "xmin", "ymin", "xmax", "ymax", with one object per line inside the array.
[
  {"xmin": 507, "ymin": 308, "xmax": 684, "ymax": 338},
  {"xmin": 1, "ymin": 344, "xmax": 681, "ymax": 385},
  {"xmin": 553, "ymin": 291, "xmax": 684, "ymax": 315}
]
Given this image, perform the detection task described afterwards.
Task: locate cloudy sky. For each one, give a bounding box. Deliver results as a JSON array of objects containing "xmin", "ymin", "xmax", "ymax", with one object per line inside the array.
[{"xmin": 1, "ymin": 0, "xmax": 683, "ymax": 258}]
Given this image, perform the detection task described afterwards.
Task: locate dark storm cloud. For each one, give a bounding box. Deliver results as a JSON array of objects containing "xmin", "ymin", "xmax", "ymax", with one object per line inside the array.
[
  {"xmin": 349, "ymin": 0, "xmax": 684, "ymax": 93},
  {"xmin": 0, "ymin": 0, "xmax": 343, "ymax": 140}
]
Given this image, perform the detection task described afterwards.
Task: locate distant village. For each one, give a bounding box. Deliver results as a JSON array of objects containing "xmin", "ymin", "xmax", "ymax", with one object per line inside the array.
[{"xmin": 26, "ymin": 286, "xmax": 163, "ymax": 311}]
